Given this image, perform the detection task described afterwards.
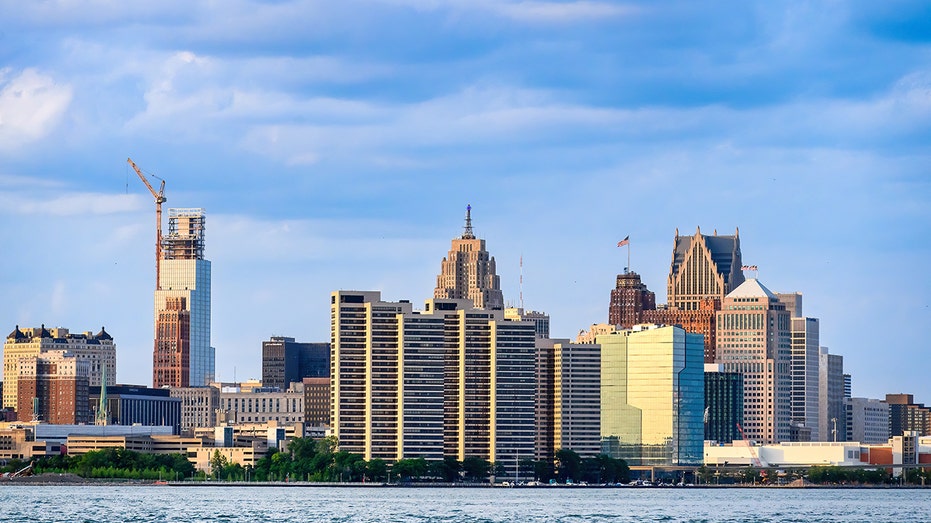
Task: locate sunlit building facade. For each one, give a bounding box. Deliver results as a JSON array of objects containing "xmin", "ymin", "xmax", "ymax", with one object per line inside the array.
[
  {"xmin": 433, "ymin": 205, "xmax": 504, "ymax": 310},
  {"xmin": 597, "ymin": 324, "xmax": 704, "ymax": 466}
]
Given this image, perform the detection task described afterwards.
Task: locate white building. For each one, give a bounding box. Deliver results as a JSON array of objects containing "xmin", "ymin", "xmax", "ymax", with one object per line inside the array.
[{"xmin": 846, "ymin": 397, "xmax": 890, "ymax": 444}]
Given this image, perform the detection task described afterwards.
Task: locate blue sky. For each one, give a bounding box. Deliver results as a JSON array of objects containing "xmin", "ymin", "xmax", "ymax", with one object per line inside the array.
[{"xmin": 0, "ymin": 1, "xmax": 929, "ymax": 400}]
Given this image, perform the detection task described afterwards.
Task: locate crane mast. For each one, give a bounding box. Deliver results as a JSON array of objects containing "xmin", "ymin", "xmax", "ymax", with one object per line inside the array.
[{"xmin": 127, "ymin": 158, "xmax": 166, "ymax": 289}]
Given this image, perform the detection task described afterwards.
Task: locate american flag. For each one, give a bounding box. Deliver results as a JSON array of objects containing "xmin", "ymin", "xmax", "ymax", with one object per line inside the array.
[
  {"xmin": 741, "ymin": 265, "xmax": 758, "ymax": 271},
  {"xmin": 617, "ymin": 236, "xmax": 629, "ymax": 247}
]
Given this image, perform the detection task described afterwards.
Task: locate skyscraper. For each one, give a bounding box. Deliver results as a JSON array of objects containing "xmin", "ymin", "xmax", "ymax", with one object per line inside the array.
[
  {"xmin": 434, "ymin": 205, "xmax": 504, "ymax": 310},
  {"xmin": 535, "ymin": 338, "xmax": 601, "ymax": 459},
  {"xmin": 261, "ymin": 337, "xmax": 329, "ymax": 390},
  {"xmin": 819, "ymin": 347, "xmax": 846, "ymax": 441},
  {"xmin": 154, "ymin": 208, "xmax": 214, "ymax": 387},
  {"xmin": 715, "ymin": 278, "xmax": 792, "ymax": 444},
  {"xmin": 597, "ymin": 324, "xmax": 704, "ymax": 466},
  {"xmin": 330, "ymin": 291, "xmax": 536, "ymax": 478},
  {"xmin": 641, "ymin": 227, "xmax": 745, "ymax": 363},
  {"xmin": 608, "ymin": 272, "xmax": 656, "ymax": 328}
]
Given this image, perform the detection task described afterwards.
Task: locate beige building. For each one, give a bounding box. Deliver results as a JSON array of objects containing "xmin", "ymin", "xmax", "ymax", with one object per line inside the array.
[
  {"xmin": 218, "ymin": 382, "xmax": 304, "ymax": 425},
  {"xmin": 170, "ymin": 386, "xmax": 220, "ymax": 435},
  {"xmin": 715, "ymin": 278, "xmax": 792, "ymax": 444},
  {"xmin": 3, "ymin": 325, "xmax": 116, "ymax": 409},
  {"xmin": 433, "ymin": 205, "xmax": 504, "ymax": 310},
  {"xmin": 330, "ymin": 291, "xmax": 536, "ymax": 478},
  {"xmin": 536, "ymin": 338, "xmax": 601, "ymax": 458}
]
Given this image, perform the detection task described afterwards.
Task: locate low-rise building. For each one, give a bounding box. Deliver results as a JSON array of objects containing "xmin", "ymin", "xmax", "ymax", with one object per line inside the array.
[{"xmin": 218, "ymin": 382, "xmax": 304, "ymax": 424}]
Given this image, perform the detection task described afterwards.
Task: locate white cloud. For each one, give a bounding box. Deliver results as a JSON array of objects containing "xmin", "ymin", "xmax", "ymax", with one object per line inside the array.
[
  {"xmin": 0, "ymin": 68, "xmax": 73, "ymax": 151},
  {"xmin": 376, "ymin": 0, "xmax": 637, "ymax": 23},
  {"xmin": 0, "ymin": 190, "xmax": 142, "ymax": 216}
]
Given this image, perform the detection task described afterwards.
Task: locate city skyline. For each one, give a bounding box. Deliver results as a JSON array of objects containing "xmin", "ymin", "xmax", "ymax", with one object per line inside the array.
[{"xmin": 0, "ymin": 2, "xmax": 928, "ymax": 400}]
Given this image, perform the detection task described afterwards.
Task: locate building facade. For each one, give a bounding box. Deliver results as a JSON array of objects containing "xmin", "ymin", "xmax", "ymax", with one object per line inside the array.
[
  {"xmin": 788, "ymin": 315, "xmax": 820, "ymax": 441},
  {"xmin": 715, "ymin": 278, "xmax": 792, "ymax": 444},
  {"xmin": 330, "ymin": 291, "xmax": 536, "ymax": 478},
  {"xmin": 704, "ymin": 364, "xmax": 744, "ymax": 444},
  {"xmin": 16, "ymin": 350, "xmax": 91, "ymax": 424},
  {"xmin": 819, "ymin": 348, "xmax": 847, "ymax": 442},
  {"xmin": 261, "ymin": 337, "xmax": 329, "ymax": 390},
  {"xmin": 608, "ymin": 271, "xmax": 656, "ymax": 329},
  {"xmin": 504, "ymin": 308, "xmax": 550, "ymax": 339},
  {"xmin": 885, "ymin": 393, "xmax": 931, "ymax": 437},
  {"xmin": 302, "ymin": 377, "xmax": 329, "ymax": 428},
  {"xmin": 846, "ymin": 397, "xmax": 891, "ymax": 444},
  {"xmin": 3, "ymin": 325, "xmax": 115, "ymax": 410},
  {"xmin": 89, "ymin": 385, "xmax": 181, "ymax": 434},
  {"xmin": 433, "ymin": 206, "xmax": 504, "ymax": 310},
  {"xmin": 536, "ymin": 339, "xmax": 601, "ymax": 459},
  {"xmin": 597, "ymin": 324, "xmax": 704, "ymax": 466},
  {"xmin": 219, "ymin": 382, "xmax": 305, "ymax": 425},
  {"xmin": 170, "ymin": 386, "xmax": 220, "ymax": 434},
  {"xmin": 154, "ymin": 208, "xmax": 214, "ymax": 387}
]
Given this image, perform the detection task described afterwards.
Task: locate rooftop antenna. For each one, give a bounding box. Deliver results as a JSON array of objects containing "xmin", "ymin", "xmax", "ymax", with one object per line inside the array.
[
  {"xmin": 519, "ymin": 254, "xmax": 524, "ymax": 310},
  {"xmin": 462, "ymin": 204, "xmax": 475, "ymax": 239}
]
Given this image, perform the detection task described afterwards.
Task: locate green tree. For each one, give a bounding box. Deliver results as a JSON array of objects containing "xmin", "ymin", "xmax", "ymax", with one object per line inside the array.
[
  {"xmin": 461, "ymin": 456, "xmax": 491, "ymax": 482},
  {"xmin": 555, "ymin": 449, "xmax": 581, "ymax": 483},
  {"xmin": 392, "ymin": 458, "xmax": 428, "ymax": 481},
  {"xmin": 210, "ymin": 450, "xmax": 229, "ymax": 479},
  {"xmin": 366, "ymin": 458, "xmax": 388, "ymax": 482}
]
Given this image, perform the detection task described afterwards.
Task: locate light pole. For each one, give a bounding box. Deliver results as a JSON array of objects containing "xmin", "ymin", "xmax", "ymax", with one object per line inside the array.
[{"xmin": 831, "ymin": 417, "xmax": 837, "ymax": 442}]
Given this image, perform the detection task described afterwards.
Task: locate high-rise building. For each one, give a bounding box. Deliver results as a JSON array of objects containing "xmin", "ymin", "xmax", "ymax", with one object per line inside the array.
[
  {"xmin": 885, "ymin": 393, "xmax": 931, "ymax": 437},
  {"xmin": 504, "ymin": 308, "xmax": 550, "ymax": 339},
  {"xmin": 16, "ymin": 350, "xmax": 91, "ymax": 424},
  {"xmin": 715, "ymin": 278, "xmax": 791, "ymax": 444},
  {"xmin": 704, "ymin": 363, "xmax": 744, "ymax": 444},
  {"xmin": 608, "ymin": 272, "xmax": 656, "ymax": 328},
  {"xmin": 154, "ymin": 208, "xmax": 213, "ymax": 387},
  {"xmin": 641, "ymin": 227, "xmax": 745, "ymax": 363},
  {"xmin": 3, "ymin": 325, "xmax": 115, "ymax": 410},
  {"xmin": 261, "ymin": 337, "xmax": 329, "ymax": 390},
  {"xmin": 788, "ymin": 315, "xmax": 820, "ymax": 441},
  {"xmin": 302, "ymin": 377, "xmax": 330, "ymax": 428},
  {"xmin": 819, "ymin": 347, "xmax": 847, "ymax": 442},
  {"xmin": 845, "ymin": 397, "xmax": 890, "ymax": 444},
  {"xmin": 330, "ymin": 291, "xmax": 536, "ymax": 478},
  {"xmin": 666, "ymin": 227, "xmax": 744, "ymax": 312},
  {"xmin": 596, "ymin": 324, "xmax": 704, "ymax": 466},
  {"xmin": 536, "ymin": 338, "xmax": 601, "ymax": 459},
  {"xmin": 433, "ymin": 205, "xmax": 504, "ymax": 310}
]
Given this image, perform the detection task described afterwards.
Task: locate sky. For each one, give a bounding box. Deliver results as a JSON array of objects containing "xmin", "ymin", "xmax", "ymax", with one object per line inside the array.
[{"xmin": 0, "ymin": 1, "xmax": 929, "ymax": 400}]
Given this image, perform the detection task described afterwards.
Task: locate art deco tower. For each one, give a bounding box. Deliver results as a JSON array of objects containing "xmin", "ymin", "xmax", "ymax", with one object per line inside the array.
[
  {"xmin": 153, "ymin": 208, "xmax": 214, "ymax": 387},
  {"xmin": 434, "ymin": 205, "xmax": 504, "ymax": 310}
]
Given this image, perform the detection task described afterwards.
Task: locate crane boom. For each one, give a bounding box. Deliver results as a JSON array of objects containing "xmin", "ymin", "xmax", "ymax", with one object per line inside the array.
[
  {"xmin": 127, "ymin": 158, "xmax": 166, "ymax": 289},
  {"xmin": 736, "ymin": 423, "xmax": 762, "ymax": 467}
]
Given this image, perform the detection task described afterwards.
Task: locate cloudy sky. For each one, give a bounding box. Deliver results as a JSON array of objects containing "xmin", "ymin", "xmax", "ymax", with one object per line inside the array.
[{"xmin": 1, "ymin": 1, "xmax": 928, "ymax": 400}]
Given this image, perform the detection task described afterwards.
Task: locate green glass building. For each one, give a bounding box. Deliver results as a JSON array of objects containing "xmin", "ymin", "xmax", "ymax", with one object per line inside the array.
[{"xmin": 597, "ymin": 324, "xmax": 704, "ymax": 466}]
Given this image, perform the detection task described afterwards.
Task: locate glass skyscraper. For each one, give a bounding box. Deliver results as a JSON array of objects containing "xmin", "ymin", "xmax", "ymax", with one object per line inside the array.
[
  {"xmin": 597, "ymin": 324, "xmax": 704, "ymax": 466},
  {"xmin": 154, "ymin": 208, "xmax": 214, "ymax": 387}
]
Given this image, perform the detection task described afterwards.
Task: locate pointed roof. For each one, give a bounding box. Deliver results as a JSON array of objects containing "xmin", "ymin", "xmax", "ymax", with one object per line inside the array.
[
  {"xmin": 95, "ymin": 326, "xmax": 113, "ymax": 341},
  {"xmin": 726, "ymin": 278, "xmax": 777, "ymax": 299},
  {"xmin": 6, "ymin": 325, "xmax": 25, "ymax": 341}
]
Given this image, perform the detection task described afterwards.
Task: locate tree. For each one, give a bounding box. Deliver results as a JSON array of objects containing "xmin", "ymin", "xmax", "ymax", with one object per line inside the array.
[
  {"xmin": 429, "ymin": 457, "xmax": 461, "ymax": 482},
  {"xmin": 461, "ymin": 456, "xmax": 491, "ymax": 482},
  {"xmin": 555, "ymin": 449, "xmax": 581, "ymax": 483},
  {"xmin": 392, "ymin": 458, "xmax": 428, "ymax": 481},
  {"xmin": 210, "ymin": 450, "xmax": 229, "ymax": 479},
  {"xmin": 366, "ymin": 458, "xmax": 388, "ymax": 482}
]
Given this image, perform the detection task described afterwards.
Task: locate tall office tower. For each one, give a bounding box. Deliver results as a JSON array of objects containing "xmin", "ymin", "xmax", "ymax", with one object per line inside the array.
[
  {"xmin": 330, "ymin": 291, "xmax": 536, "ymax": 477},
  {"xmin": 15, "ymin": 350, "xmax": 91, "ymax": 424},
  {"xmin": 818, "ymin": 347, "xmax": 847, "ymax": 442},
  {"xmin": 666, "ymin": 227, "xmax": 744, "ymax": 311},
  {"xmin": 715, "ymin": 278, "xmax": 792, "ymax": 444},
  {"xmin": 597, "ymin": 324, "xmax": 704, "ymax": 466},
  {"xmin": 535, "ymin": 339, "xmax": 601, "ymax": 459},
  {"xmin": 643, "ymin": 227, "xmax": 744, "ymax": 363},
  {"xmin": 704, "ymin": 364, "xmax": 744, "ymax": 444},
  {"xmin": 884, "ymin": 394, "xmax": 931, "ymax": 437},
  {"xmin": 433, "ymin": 205, "xmax": 505, "ymax": 310},
  {"xmin": 261, "ymin": 337, "xmax": 329, "ymax": 390},
  {"xmin": 3, "ymin": 325, "xmax": 115, "ymax": 409},
  {"xmin": 846, "ymin": 397, "xmax": 890, "ymax": 444},
  {"xmin": 154, "ymin": 208, "xmax": 213, "ymax": 387},
  {"xmin": 302, "ymin": 377, "xmax": 330, "ymax": 428},
  {"xmin": 608, "ymin": 272, "xmax": 656, "ymax": 328},
  {"xmin": 535, "ymin": 339, "xmax": 555, "ymax": 460},
  {"xmin": 504, "ymin": 308, "xmax": 550, "ymax": 338},
  {"xmin": 788, "ymin": 315, "xmax": 820, "ymax": 441}
]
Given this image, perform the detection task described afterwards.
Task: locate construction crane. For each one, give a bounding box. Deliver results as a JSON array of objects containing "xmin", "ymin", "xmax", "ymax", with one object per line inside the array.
[
  {"xmin": 127, "ymin": 158, "xmax": 166, "ymax": 289},
  {"xmin": 736, "ymin": 423, "xmax": 763, "ymax": 468}
]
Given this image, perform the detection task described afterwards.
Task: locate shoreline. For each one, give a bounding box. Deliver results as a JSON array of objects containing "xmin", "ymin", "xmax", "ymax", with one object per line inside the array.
[{"xmin": 2, "ymin": 474, "xmax": 928, "ymax": 489}]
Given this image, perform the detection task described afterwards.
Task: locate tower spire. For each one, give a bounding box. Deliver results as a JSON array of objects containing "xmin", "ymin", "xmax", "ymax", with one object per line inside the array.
[{"xmin": 462, "ymin": 204, "xmax": 475, "ymax": 239}]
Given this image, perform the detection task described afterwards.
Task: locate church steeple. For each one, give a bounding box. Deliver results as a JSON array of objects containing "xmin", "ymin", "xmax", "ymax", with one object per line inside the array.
[{"xmin": 462, "ymin": 204, "xmax": 475, "ymax": 239}]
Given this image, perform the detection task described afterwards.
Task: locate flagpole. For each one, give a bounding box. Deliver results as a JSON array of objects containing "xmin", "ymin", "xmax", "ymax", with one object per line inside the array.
[{"xmin": 627, "ymin": 242, "xmax": 631, "ymax": 274}]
